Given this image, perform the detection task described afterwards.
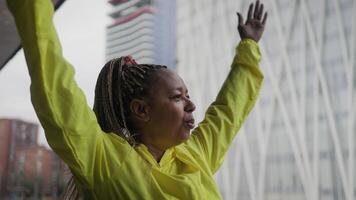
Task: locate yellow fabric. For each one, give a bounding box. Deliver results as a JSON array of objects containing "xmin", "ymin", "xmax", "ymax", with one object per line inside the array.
[{"xmin": 7, "ymin": 0, "xmax": 264, "ymax": 199}]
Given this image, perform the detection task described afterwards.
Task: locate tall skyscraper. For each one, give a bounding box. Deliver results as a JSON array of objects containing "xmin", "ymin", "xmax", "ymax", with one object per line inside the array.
[
  {"xmin": 106, "ymin": 0, "xmax": 176, "ymax": 68},
  {"xmin": 177, "ymin": 0, "xmax": 356, "ymax": 199}
]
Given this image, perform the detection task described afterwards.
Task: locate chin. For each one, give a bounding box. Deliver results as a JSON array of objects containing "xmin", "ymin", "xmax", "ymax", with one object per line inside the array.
[
  {"xmin": 179, "ymin": 131, "xmax": 191, "ymax": 142},
  {"xmin": 171, "ymin": 130, "xmax": 191, "ymax": 147}
]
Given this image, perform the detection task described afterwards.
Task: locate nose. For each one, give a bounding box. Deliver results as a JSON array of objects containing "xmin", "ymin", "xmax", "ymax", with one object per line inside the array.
[{"xmin": 184, "ymin": 98, "xmax": 196, "ymax": 113}]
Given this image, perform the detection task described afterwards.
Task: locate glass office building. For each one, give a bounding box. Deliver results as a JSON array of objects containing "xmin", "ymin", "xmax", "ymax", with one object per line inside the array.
[
  {"xmin": 177, "ymin": 0, "xmax": 356, "ymax": 199},
  {"xmin": 106, "ymin": 0, "xmax": 176, "ymax": 68}
]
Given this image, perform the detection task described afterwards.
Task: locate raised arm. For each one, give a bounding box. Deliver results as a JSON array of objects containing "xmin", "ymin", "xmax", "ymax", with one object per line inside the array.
[
  {"xmin": 185, "ymin": 0, "xmax": 267, "ymax": 173},
  {"xmin": 7, "ymin": 0, "xmax": 105, "ymax": 182}
]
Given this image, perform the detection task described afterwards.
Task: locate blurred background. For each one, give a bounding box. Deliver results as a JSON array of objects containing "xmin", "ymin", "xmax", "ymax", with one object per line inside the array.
[{"xmin": 0, "ymin": 0, "xmax": 355, "ymax": 199}]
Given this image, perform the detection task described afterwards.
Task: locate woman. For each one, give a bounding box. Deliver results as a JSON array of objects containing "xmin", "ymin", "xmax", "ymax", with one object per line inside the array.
[{"xmin": 7, "ymin": 0, "xmax": 267, "ymax": 199}]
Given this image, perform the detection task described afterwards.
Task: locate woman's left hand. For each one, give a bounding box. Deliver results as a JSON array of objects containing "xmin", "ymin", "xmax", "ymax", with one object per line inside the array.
[{"xmin": 236, "ymin": 0, "xmax": 268, "ymax": 42}]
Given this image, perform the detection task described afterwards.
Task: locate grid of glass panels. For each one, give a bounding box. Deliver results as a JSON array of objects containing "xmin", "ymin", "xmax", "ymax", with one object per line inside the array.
[{"xmin": 177, "ymin": 0, "xmax": 356, "ymax": 199}]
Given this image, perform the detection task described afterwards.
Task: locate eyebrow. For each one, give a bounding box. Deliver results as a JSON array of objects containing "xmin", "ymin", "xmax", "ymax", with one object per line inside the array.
[{"xmin": 172, "ymin": 87, "xmax": 188, "ymax": 93}]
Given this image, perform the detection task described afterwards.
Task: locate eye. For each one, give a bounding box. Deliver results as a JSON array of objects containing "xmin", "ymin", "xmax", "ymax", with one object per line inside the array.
[{"xmin": 173, "ymin": 94, "xmax": 182, "ymax": 101}]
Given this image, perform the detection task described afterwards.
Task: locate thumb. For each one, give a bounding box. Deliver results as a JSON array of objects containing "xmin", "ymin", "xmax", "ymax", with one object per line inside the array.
[{"xmin": 236, "ymin": 12, "xmax": 244, "ymax": 27}]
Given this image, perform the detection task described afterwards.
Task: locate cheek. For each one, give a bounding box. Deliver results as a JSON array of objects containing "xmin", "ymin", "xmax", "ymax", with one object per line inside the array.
[
  {"xmin": 164, "ymin": 104, "xmax": 190, "ymax": 139},
  {"xmin": 151, "ymin": 102, "xmax": 183, "ymax": 130},
  {"xmin": 151, "ymin": 102, "xmax": 190, "ymax": 146},
  {"xmin": 162, "ymin": 103, "xmax": 184, "ymax": 125}
]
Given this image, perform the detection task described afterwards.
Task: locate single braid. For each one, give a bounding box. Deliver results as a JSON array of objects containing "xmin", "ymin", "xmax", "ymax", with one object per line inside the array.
[{"xmin": 116, "ymin": 58, "xmax": 131, "ymax": 141}]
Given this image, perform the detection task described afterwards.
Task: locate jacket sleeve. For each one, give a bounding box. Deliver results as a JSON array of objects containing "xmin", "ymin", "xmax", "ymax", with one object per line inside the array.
[
  {"xmin": 7, "ymin": 0, "xmax": 105, "ymax": 186},
  {"xmin": 186, "ymin": 39, "xmax": 264, "ymax": 173}
]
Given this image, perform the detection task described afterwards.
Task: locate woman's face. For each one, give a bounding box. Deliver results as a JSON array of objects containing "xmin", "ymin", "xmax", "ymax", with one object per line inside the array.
[{"xmin": 143, "ymin": 68, "xmax": 196, "ymax": 149}]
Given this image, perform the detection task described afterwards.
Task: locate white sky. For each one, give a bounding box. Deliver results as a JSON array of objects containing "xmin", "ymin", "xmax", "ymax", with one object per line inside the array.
[{"xmin": 0, "ymin": 0, "xmax": 110, "ymax": 146}]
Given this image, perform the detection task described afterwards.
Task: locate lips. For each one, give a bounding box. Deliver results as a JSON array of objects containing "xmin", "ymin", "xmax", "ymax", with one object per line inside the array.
[{"xmin": 184, "ymin": 118, "xmax": 195, "ymax": 130}]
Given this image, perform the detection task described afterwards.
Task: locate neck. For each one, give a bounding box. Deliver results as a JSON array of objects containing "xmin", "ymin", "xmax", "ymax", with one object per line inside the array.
[
  {"xmin": 144, "ymin": 142, "xmax": 165, "ymax": 162},
  {"xmin": 136, "ymin": 128, "xmax": 167, "ymax": 162}
]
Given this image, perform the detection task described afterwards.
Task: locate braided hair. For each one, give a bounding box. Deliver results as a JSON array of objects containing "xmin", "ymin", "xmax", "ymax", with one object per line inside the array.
[
  {"xmin": 63, "ymin": 56, "xmax": 166, "ymax": 199},
  {"xmin": 93, "ymin": 56, "xmax": 166, "ymax": 145}
]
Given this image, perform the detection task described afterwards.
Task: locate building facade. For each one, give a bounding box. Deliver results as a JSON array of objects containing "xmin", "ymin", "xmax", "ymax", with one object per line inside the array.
[
  {"xmin": 106, "ymin": 0, "xmax": 176, "ymax": 68},
  {"xmin": 176, "ymin": 0, "xmax": 356, "ymax": 199},
  {"xmin": 0, "ymin": 119, "xmax": 65, "ymax": 198},
  {"xmin": 0, "ymin": 118, "xmax": 38, "ymax": 195}
]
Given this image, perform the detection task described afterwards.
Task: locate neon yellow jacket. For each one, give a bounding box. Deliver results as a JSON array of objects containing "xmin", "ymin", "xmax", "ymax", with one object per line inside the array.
[{"xmin": 8, "ymin": 0, "xmax": 263, "ymax": 199}]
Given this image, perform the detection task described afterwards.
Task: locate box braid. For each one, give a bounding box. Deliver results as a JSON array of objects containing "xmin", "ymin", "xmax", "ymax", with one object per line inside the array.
[{"xmin": 63, "ymin": 56, "xmax": 166, "ymax": 200}]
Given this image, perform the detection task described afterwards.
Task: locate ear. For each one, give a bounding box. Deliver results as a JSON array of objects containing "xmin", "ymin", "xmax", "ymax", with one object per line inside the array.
[{"xmin": 130, "ymin": 99, "xmax": 150, "ymax": 122}]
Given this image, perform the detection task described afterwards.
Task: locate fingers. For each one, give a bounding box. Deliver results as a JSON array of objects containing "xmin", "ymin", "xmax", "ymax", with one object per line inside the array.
[
  {"xmin": 247, "ymin": 3, "xmax": 253, "ymax": 21},
  {"xmin": 257, "ymin": 4, "xmax": 264, "ymax": 20},
  {"xmin": 237, "ymin": 12, "xmax": 244, "ymax": 26},
  {"xmin": 262, "ymin": 12, "xmax": 268, "ymax": 25},
  {"xmin": 245, "ymin": 0, "xmax": 267, "ymax": 23},
  {"xmin": 253, "ymin": 0, "xmax": 260, "ymax": 19},
  {"xmin": 254, "ymin": 0, "xmax": 266, "ymax": 23}
]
